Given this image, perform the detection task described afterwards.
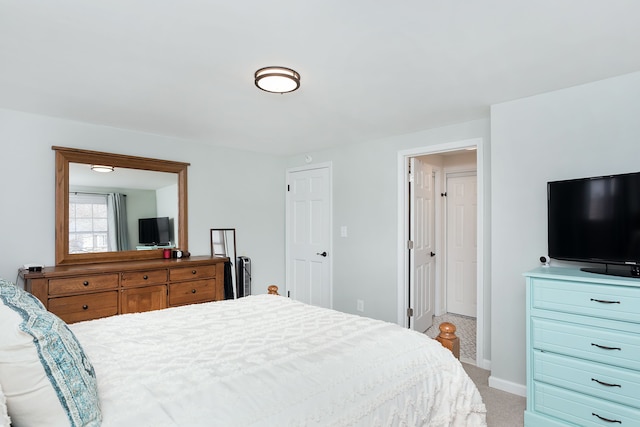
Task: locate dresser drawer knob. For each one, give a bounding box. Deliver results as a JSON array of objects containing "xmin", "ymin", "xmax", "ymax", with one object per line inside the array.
[
  {"xmin": 591, "ymin": 343, "xmax": 622, "ymax": 351},
  {"xmin": 82, "ymin": 305, "xmax": 88, "ymax": 310},
  {"xmin": 143, "ymin": 275, "xmax": 149, "ymax": 280},
  {"xmin": 83, "ymin": 281, "xmax": 89, "ymax": 286},
  {"xmin": 192, "ymin": 270, "xmax": 197, "ymax": 275},
  {"xmin": 191, "ymin": 289, "xmax": 196, "ymax": 293},
  {"xmin": 592, "ymin": 413, "xmax": 621, "ymax": 424},
  {"xmin": 590, "ymin": 298, "xmax": 620, "ymax": 304},
  {"xmin": 591, "ymin": 378, "xmax": 622, "ymax": 388}
]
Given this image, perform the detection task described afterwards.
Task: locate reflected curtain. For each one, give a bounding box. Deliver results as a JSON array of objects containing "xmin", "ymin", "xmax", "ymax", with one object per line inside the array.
[{"xmin": 107, "ymin": 193, "xmax": 129, "ymax": 251}]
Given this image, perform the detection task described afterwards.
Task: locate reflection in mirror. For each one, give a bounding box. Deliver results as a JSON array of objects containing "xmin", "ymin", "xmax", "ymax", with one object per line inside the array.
[
  {"xmin": 211, "ymin": 229, "xmax": 236, "ymax": 299},
  {"xmin": 68, "ymin": 163, "xmax": 179, "ymax": 253},
  {"xmin": 54, "ymin": 146, "xmax": 189, "ymax": 265}
]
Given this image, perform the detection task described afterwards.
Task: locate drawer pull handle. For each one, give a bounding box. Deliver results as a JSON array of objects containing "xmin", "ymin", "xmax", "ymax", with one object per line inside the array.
[
  {"xmin": 592, "ymin": 343, "xmax": 622, "ymax": 351},
  {"xmin": 82, "ymin": 305, "xmax": 88, "ymax": 310},
  {"xmin": 590, "ymin": 298, "xmax": 620, "ymax": 304},
  {"xmin": 191, "ymin": 289, "xmax": 197, "ymax": 293},
  {"xmin": 83, "ymin": 281, "xmax": 89, "ymax": 286},
  {"xmin": 143, "ymin": 275, "xmax": 148, "ymax": 280},
  {"xmin": 592, "ymin": 413, "xmax": 621, "ymax": 424},
  {"xmin": 591, "ymin": 378, "xmax": 621, "ymax": 388},
  {"xmin": 192, "ymin": 270, "xmax": 197, "ymax": 274}
]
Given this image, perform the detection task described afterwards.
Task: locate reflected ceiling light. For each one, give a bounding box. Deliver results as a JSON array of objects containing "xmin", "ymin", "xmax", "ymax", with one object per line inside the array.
[
  {"xmin": 91, "ymin": 165, "xmax": 115, "ymax": 173},
  {"xmin": 254, "ymin": 66, "xmax": 300, "ymax": 93}
]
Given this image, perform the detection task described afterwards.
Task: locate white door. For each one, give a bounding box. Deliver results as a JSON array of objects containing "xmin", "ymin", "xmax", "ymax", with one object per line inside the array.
[
  {"xmin": 409, "ymin": 158, "xmax": 435, "ymax": 332},
  {"xmin": 286, "ymin": 166, "xmax": 331, "ymax": 308},
  {"xmin": 446, "ymin": 173, "xmax": 477, "ymax": 317}
]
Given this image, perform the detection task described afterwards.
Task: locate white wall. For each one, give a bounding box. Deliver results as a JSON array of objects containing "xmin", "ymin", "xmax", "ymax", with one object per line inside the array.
[
  {"xmin": 285, "ymin": 119, "xmax": 491, "ymax": 336},
  {"xmin": 0, "ymin": 109, "xmax": 286, "ymax": 294},
  {"xmin": 490, "ymin": 71, "xmax": 640, "ymax": 392},
  {"xmin": 156, "ymin": 183, "xmax": 178, "ymax": 245}
]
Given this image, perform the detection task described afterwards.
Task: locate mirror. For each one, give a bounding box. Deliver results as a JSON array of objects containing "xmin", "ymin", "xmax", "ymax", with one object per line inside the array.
[
  {"xmin": 54, "ymin": 146, "xmax": 190, "ymax": 265},
  {"xmin": 210, "ymin": 228, "xmax": 236, "ymax": 299}
]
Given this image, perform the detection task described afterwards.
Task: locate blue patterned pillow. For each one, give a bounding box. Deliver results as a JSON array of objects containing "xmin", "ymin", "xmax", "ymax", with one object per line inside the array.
[{"xmin": 0, "ymin": 279, "xmax": 101, "ymax": 426}]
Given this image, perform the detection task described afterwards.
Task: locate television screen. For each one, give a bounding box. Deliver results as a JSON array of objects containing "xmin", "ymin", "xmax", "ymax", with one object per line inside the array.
[
  {"xmin": 548, "ymin": 172, "xmax": 640, "ymax": 266},
  {"xmin": 138, "ymin": 217, "xmax": 171, "ymax": 246}
]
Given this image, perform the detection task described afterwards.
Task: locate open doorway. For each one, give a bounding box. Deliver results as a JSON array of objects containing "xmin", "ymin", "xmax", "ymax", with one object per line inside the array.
[{"xmin": 397, "ymin": 138, "xmax": 485, "ymax": 368}]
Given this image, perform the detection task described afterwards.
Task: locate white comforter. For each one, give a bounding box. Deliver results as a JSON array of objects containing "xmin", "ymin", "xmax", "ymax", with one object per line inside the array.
[{"xmin": 70, "ymin": 295, "xmax": 486, "ymax": 426}]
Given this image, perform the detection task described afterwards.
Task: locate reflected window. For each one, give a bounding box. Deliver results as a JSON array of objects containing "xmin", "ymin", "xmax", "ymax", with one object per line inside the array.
[{"xmin": 69, "ymin": 193, "xmax": 110, "ymax": 253}]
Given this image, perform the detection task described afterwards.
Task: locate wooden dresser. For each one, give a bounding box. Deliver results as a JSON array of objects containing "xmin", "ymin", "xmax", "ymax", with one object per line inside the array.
[
  {"xmin": 21, "ymin": 256, "xmax": 228, "ymax": 323},
  {"xmin": 524, "ymin": 267, "xmax": 640, "ymax": 426}
]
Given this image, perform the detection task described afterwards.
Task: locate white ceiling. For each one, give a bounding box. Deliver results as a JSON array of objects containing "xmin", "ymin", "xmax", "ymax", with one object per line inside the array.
[
  {"xmin": 69, "ymin": 162, "xmax": 176, "ymax": 190},
  {"xmin": 1, "ymin": 1, "xmax": 640, "ymax": 156}
]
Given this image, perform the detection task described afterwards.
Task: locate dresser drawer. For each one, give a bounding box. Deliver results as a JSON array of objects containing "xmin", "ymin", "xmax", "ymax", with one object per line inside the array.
[
  {"xmin": 531, "ymin": 278, "xmax": 640, "ymax": 323},
  {"xmin": 533, "ymin": 381, "xmax": 640, "ymax": 426},
  {"xmin": 532, "ymin": 317, "xmax": 640, "ymax": 371},
  {"xmin": 169, "ymin": 265, "xmax": 216, "ymax": 282},
  {"xmin": 534, "ymin": 350, "xmax": 640, "ymax": 409},
  {"xmin": 49, "ymin": 274, "xmax": 119, "ymax": 295},
  {"xmin": 121, "ymin": 269, "xmax": 167, "ymax": 287},
  {"xmin": 121, "ymin": 285, "xmax": 167, "ymax": 314},
  {"xmin": 169, "ymin": 279, "xmax": 216, "ymax": 306},
  {"xmin": 48, "ymin": 291, "xmax": 118, "ymax": 323}
]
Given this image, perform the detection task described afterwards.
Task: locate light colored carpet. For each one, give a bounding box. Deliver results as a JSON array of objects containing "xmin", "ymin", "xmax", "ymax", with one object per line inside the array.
[
  {"xmin": 462, "ymin": 363, "xmax": 526, "ymax": 427},
  {"xmin": 426, "ymin": 314, "xmax": 526, "ymax": 426}
]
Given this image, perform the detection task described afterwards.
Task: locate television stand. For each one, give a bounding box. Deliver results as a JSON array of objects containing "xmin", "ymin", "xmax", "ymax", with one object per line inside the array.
[
  {"xmin": 136, "ymin": 244, "xmax": 176, "ymax": 251},
  {"xmin": 581, "ymin": 264, "xmax": 640, "ymax": 279}
]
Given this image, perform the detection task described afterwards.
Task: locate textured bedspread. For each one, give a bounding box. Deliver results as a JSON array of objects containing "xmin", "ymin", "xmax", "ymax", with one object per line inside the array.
[{"xmin": 70, "ymin": 295, "xmax": 486, "ymax": 426}]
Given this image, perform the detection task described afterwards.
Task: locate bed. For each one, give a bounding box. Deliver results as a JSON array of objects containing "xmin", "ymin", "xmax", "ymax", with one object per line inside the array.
[{"xmin": 0, "ymin": 279, "xmax": 486, "ymax": 427}]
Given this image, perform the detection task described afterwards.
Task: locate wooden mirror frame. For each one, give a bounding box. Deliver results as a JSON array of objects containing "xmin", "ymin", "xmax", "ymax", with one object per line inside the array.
[{"xmin": 53, "ymin": 146, "xmax": 190, "ymax": 265}]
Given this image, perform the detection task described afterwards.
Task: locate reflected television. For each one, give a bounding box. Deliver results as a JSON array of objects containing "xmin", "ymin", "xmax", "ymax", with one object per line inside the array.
[{"xmin": 138, "ymin": 217, "xmax": 171, "ymax": 246}]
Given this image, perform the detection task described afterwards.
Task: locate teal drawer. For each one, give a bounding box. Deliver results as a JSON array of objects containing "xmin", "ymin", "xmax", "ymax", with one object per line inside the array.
[
  {"xmin": 531, "ymin": 278, "xmax": 640, "ymax": 323},
  {"xmin": 532, "ymin": 318, "xmax": 640, "ymax": 370},
  {"xmin": 533, "ymin": 382, "xmax": 640, "ymax": 426},
  {"xmin": 533, "ymin": 350, "xmax": 640, "ymax": 409}
]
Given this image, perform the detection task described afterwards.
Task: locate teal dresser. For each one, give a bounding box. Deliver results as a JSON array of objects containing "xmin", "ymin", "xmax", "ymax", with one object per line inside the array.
[{"xmin": 524, "ymin": 267, "xmax": 640, "ymax": 426}]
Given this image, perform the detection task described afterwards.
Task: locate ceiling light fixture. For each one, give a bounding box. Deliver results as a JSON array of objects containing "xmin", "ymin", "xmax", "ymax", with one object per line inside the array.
[
  {"xmin": 254, "ymin": 66, "xmax": 300, "ymax": 94},
  {"xmin": 91, "ymin": 165, "xmax": 115, "ymax": 173}
]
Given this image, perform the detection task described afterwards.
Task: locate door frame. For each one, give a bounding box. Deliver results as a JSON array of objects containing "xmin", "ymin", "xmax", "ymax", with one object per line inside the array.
[
  {"xmin": 285, "ymin": 162, "xmax": 334, "ymax": 306},
  {"xmin": 397, "ymin": 138, "xmax": 486, "ymax": 368}
]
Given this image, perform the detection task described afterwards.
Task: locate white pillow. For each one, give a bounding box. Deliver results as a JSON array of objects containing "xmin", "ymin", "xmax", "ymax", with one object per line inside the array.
[
  {"xmin": 0, "ymin": 279, "xmax": 101, "ymax": 426},
  {"xmin": 0, "ymin": 382, "xmax": 10, "ymax": 427}
]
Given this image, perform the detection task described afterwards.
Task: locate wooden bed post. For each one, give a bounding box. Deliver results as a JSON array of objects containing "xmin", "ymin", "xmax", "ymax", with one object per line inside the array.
[
  {"xmin": 267, "ymin": 285, "xmax": 280, "ymax": 295},
  {"xmin": 436, "ymin": 322, "xmax": 460, "ymax": 359}
]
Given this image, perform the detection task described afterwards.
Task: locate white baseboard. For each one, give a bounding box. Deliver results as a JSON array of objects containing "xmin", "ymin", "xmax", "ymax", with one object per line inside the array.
[
  {"xmin": 488, "ymin": 375, "xmax": 527, "ymax": 397},
  {"xmin": 478, "ymin": 358, "xmax": 491, "ymax": 371}
]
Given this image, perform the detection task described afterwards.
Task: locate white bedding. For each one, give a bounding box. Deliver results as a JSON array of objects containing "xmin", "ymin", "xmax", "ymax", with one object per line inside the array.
[{"xmin": 70, "ymin": 295, "xmax": 486, "ymax": 426}]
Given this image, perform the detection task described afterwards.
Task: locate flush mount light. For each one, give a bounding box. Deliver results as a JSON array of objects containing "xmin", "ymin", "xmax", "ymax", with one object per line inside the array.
[
  {"xmin": 254, "ymin": 66, "xmax": 300, "ymax": 93},
  {"xmin": 91, "ymin": 165, "xmax": 115, "ymax": 173}
]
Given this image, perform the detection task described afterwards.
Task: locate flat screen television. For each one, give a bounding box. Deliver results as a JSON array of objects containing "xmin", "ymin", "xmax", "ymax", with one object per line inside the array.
[
  {"xmin": 548, "ymin": 172, "xmax": 640, "ymax": 278},
  {"xmin": 138, "ymin": 217, "xmax": 171, "ymax": 246}
]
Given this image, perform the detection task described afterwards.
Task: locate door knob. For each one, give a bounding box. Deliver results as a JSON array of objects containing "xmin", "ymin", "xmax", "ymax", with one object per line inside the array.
[
  {"xmin": 316, "ymin": 251, "xmax": 328, "ymax": 257},
  {"xmin": 430, "ymin": 252, "xmax": 436, "ymax": 257}
]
